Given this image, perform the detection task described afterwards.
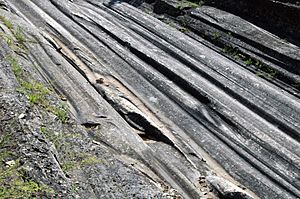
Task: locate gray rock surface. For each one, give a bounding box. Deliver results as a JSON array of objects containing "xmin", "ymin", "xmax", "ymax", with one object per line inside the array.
[{"xmin": 0, "ymin": 0, "xmax": 299, "ymax": 199}]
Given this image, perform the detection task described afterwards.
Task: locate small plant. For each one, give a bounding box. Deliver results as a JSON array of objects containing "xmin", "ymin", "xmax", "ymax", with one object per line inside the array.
[
  {"xmin": 255, "ymin": 60, "xmax": 262, "ymax": 68},
  {"xmin": 294, "ymin": 80, "xmax": 300, "ymax": 87},
  {"xmin": 221, "ymin": 42, "xmax": 280, "ymax": 81},
  {"xmin": 176, "ymin": 0, "xmax": 200, "ymax": 10},
  {"xmin": 81, "ymin": 156, "xmax": 103, "ymax": 166},
  {"xmin": 222, "ymin": 45, "xmax": 239, "ymax": 57},
  {"xmin": 0, "ymin": 33, "xmax": 14, "ymax": 47},
  {"xmin": 61, "ymin": 156, "xmax": 103, "ymax": 173},
  {"xmin": 7, "ymin": 56, "xmax": 69, "ymax": 124},
  {"xmin": 53, "ymin": 105, "xmax": 69, "ymax": 123},
  {"xmin": 265, "ymin": 68, "xmax": 277, "ymax": 78},
  {"xmin": 14, "ymin": 27, "xmax": 26, "ymax": 44},
  {"xmin": 212, "ymin": 32, "xmax": 221, "ymax": 40},
  {"xmin": 0, "ymin": 15, "xmax": 27, "ymax": 51},
  {"xmin": 0, "ymin": 16, "xmax": 13, "ymax": 30},
  {"xmin": 40, "ymin": 126, "xmax": 47, "ymax": 134},
  {"xmin": 61, "ymin": 161, "xmax": 77, "ymax": 172},
  {"xmin": 0, "ymin": 159, "xmax": 53, "ymax": 198},
  {"xmin": 7, "ymin": 56, "xmax": 23, "ymax": 81},
  {"xmin": 244, "ymin": 58, "xmax": 253, "ymax": 66}
]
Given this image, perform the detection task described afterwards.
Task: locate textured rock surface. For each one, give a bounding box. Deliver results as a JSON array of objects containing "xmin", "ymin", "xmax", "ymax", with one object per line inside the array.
[{"xmin": 0, "ymin": 0, "xmax": 299, "ymax": 198}]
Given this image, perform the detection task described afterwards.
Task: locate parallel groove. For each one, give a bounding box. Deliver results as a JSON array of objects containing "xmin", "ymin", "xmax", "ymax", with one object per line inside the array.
[{"xmin": 3, "ymin": 0, "xmax": 300, "ymax": 198}]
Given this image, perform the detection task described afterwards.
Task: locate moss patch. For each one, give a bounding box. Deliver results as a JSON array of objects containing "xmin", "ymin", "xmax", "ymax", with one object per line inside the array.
[
  {"xmin": 6, "ymin": 56, "xmax": 69, "ymax": 123},
  {"xmin": 0, "ymin": 132, "xmax": 53, "ymax": 198},
  {"xmin": 176, "ymin": 0, "xmax": 202, "ymax": 10},
  {"xmin": 0, "ymin": 15, "xmax": 27, "ymax": 52},
  {"xmin": 222, "ymin": 45, "xmax": 278, "ymax": 79},
  {"xmin": 0, "ymin": 159, "xmax": 53, "ymax": 199}
]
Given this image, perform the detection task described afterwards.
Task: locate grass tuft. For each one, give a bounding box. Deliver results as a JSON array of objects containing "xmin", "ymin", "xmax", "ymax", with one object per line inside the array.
[
  {"xmin": 0, "ymin": 159, "xmax": 53, "ymax": 199},
  {"xmin": 176, "ymin": 0, "xmax": 201, "ymax": 10},
  {"xmin": 7, "ymin": 56, "xmax": 69, "ymax": 123}
]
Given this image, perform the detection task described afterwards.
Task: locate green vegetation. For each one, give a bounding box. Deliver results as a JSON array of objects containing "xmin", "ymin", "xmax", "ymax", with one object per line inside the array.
[
  {"xmin": 260, "ymin": 67, "xmax": 277, "ymax": 78},
  {"xmin": 244, "ymin": 58, "xmax": 253, "ymax": 66},
  {"xmin": 221, "ymin": 45, "xmax": 278, "ymax": 79},
  {"xmin": 0, "ymin": 15, "xmax": 27, "ymax": 52},
  {"xmin": 7, "ymin": 55, "xmax": 50, "ymax": 105},
  {"xmin": 7, "ymin": 47, "xmax": 69, "ymax": 123},
  {"xmin": 222, "ymin": 45, "xmax": 239, "ymax": 56},
  {"xmin": 40, "ymin": 127, "xmax": 102, "ymax": 173},
  {"xmin": 212, "ymin": 32, "xmax": 221, "ymax": 40},
  {"xmin": 0, "ymin": 132, "xmax": 53, "ymax": 198},
  {"xmin": 0, "ymin": 159, "xmax": 53, "ymax": 198},
  {"xmin": 80, "ymin": 156, "xmax": 103, "ymax": 166},
  {"xmin": 165, "ymin": 20, "xmax": 190, "ymax": 33},
  {"xmin": 0, "ymin": 134, "xmax": 12, "ymax": 149},
  {"xmin": 7, "ymin": 56, "xmax": 69, "ymax": 123},
  {"xmin": 1, "ymin": 34, "xmax": 14, "ymax": 46},
  {"xmin": 21, "ymin": 81, "xmax": 51, "ymax": 105},
  {"xmin": 61, "ymin": 161, "xmax": 78, "ymax": 172},
  {"xmin": 51, "ymin": 104, "xmax": 69, "ymax": 124},
  {"xmin": 13, "ymin": 26, "xmax": 26, "ymax": 45},
  {"xmin": 176, "ymin": 0, "xmax": 203, "ymax": 10},
  {"xmin": 294, "ymin": 80, "xmax": 300, "ymax": 88},
  {"xmin": 0, "ymin": 16, "xmax": 13, "ymax": 30},
  {"xmin": 61, "ymin": 155, "xmax": 103, "ymax": 172}
]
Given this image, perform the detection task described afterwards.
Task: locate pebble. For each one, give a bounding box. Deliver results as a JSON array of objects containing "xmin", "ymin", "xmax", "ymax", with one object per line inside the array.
[
  {"xmin": 18, "ymin": 113, "xmax": 26, "ymax": 119},
  {"xmin": 5, "ymin": 160, "xmax": 16, "ymax": 167}
]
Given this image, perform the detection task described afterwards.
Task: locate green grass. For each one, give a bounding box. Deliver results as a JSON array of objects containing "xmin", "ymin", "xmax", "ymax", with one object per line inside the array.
[
  {"xmin": 80, "ymin": 156, "xmax": 103, "ymax": 166},
  {"xmin": 212, "ymin": 32, "xmax": 221, "ymax": 40},
  {"xmin": 0, "ymin": 133, "xmax": 53, "ymax": 198},
  {"xmin": 13, "ymin": 26, "xmax": 26, "ymax": 44},
  {"xmin": 0, "ymin": 15, "xmax": 27, "ymax": 51},
  {"xmin": 0, "ymin": 16, "xmax": 13, "ymax": 30},
  {"xmin": 41, "ymin": 129, "xmax": 103, "ymax": 173},
  {"xmin": 221, "ymin": 45, "xmax": 278, "ymax": 79},
  {"xmin": 21, "ymin": 81, "xmax": 51, "ymax": 105},
  {"xmin": 61, "ymin": 161, "xmax": 78, "ymax": 172},
  {"xmin": 7, "ymin": 56, "xmax": 69, "ymax": 123},
  {"xmin": 0, "ymin": 159, "xmax": 53, "ymax": 199},
  {"xmin": 294, "ymin": 80, "xmax": 300, "ymax": 87},
  {"xmin": 47, "ymin": 104, "xmax": 69, "ymax": 123},
  {"xmin": 61, "ymin": 156, "xmax": 103, "ymax": 173},
  {"xmin": 176, "ymin": 0, "xmax": 201, "ymax": 10},
  {"xmin": 244, "ymin": 58, "xmax": 253, "ymax": 66},
  {"xmin": 0, "ymin": 33, "xmax": 14, "ymax": 46}
]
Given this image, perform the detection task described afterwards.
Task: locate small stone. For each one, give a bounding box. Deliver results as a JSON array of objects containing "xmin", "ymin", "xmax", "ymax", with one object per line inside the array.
[
  {"xmin": 5, "ymin": 160, "xmax": 16, "ymax": 167},
  {"xmin": 18, "ymin": 113, "xmax": 26, "ymax": 119},
  {"xmin": 92, "ymin": 140, "xmax": 101, "ymax": 145},
  {"xmin": 61, "ymin": 96, "xmax": 67, "ymax": 101},
  {"xmin": 96, "ymin": 78, "xmax": 105, "ymax": 84},
  {"xmin": 238, "ymin": 184, "xmax": 247, "ymax": 190}
]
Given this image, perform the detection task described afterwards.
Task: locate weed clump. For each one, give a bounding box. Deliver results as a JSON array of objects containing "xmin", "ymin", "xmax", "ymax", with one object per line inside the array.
[
  {"xmin": 7, "ymin": 56, "xmax": 69, "ymax": 123},
  {"xmin": 0, "ymin": 133, "xmax": 53, "ymax": 198},
  {"xmin": 222, "ymin": 45, "xmax": 278, "ymax": 79},
  {"xmin": 176, "ymin": 0, "xmax": 203, "ymax": 10},
  {"xmin": 0, "ymin": 160, "xmax": 53, "ymax": 199},
  {"xmin": 0, "ymin": 15, "xmax": 27, "ymax": 52}
]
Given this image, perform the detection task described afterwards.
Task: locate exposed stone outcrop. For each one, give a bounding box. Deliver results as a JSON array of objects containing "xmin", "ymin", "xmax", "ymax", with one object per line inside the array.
[{"xmin": 0, "ymin": 0, "xmax": 299, "ymax": 198}]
